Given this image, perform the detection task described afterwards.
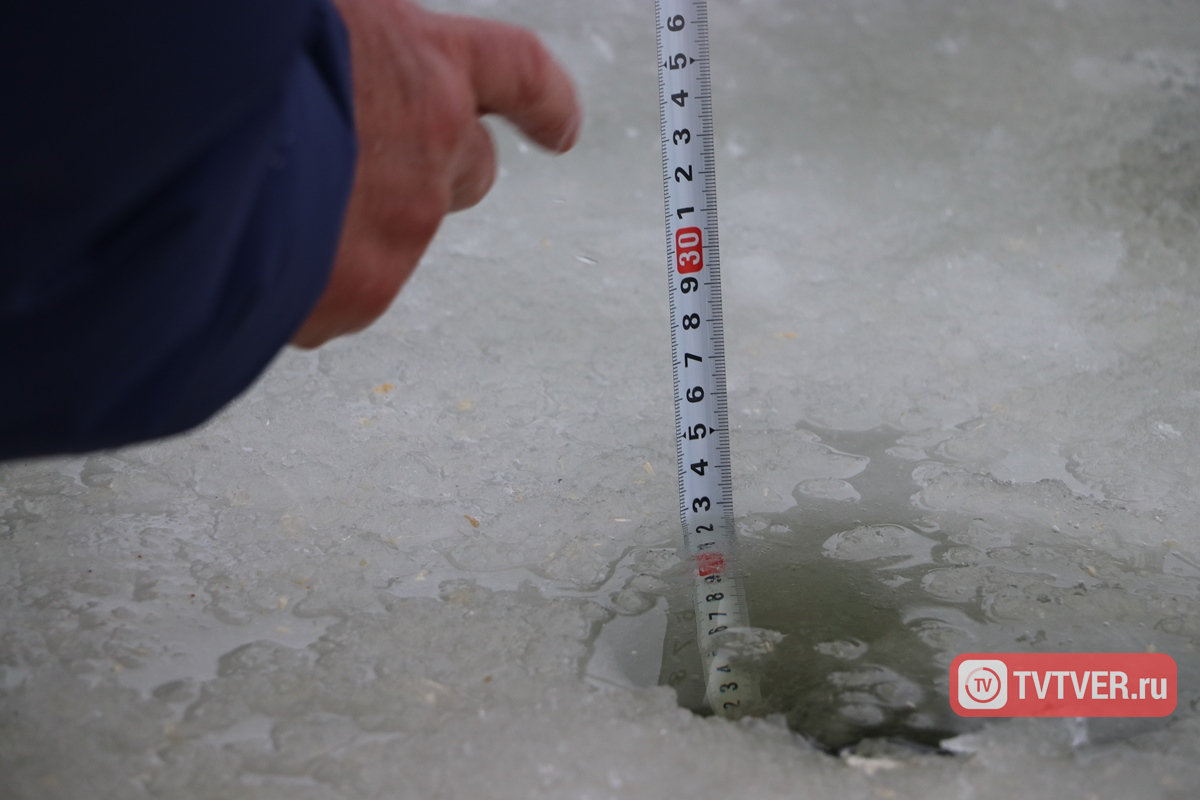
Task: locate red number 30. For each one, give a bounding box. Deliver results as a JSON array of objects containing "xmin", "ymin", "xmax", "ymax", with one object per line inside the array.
[{"xmin": 675, "ymin": 227, "xmax": 704, "ymax": 274}]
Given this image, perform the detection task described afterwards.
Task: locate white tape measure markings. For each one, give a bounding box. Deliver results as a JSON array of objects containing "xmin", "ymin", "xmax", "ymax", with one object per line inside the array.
[{"xmin": 656, "ymin": 0, "xmax": 758, "ymax": 717}]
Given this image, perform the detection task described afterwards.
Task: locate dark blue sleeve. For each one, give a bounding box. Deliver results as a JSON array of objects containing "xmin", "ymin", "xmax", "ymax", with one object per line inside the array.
[{"xmin": 0, "ymin": 0, "xmax": 357, "ymax": 460}]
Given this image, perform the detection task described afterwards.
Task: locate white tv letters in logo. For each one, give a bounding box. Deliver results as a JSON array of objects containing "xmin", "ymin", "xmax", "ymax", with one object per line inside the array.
[{"xmin": 958, "ymin": 659, "xmax": 1008, "ymax": 709}]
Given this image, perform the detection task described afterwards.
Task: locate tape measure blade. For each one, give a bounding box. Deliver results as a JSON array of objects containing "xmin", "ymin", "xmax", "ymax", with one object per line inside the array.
[{"xmin": 656, "ymin": 0, "xmax": 756, "ymax": 717}]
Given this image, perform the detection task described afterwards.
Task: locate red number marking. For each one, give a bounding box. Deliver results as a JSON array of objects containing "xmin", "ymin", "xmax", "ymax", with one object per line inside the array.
[
  {"xmin": 675, "ymin": 226, "xmax": 704, "ymax": 274},
  {"xmin": 696, "ymin": 551, "xmax": 725, "ymax": 577}
]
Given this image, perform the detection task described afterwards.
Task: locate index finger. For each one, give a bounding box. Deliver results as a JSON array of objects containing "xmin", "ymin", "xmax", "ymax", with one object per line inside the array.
[{"xmin": 453, "ymin": 17, "xmax": 582, "ymax": 153}]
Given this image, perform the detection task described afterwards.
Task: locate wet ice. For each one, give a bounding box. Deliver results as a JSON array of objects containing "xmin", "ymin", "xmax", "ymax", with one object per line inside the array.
[
  {"xmin": 659, "ymin": 428, "xmax": 1199, "ymax": 751},
  {"xmin": 4, "ymin": 0, "xmax": 1200, "ymax": 797}
]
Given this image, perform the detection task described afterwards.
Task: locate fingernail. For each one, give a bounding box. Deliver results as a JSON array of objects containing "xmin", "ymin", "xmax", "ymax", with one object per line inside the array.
[{"xmin": 556, "ymin": 114, "xmax": 582, "ymax": 152}]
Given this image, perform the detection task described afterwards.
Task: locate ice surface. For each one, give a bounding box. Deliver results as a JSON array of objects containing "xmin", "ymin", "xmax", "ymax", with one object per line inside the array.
[{"xmin": 3, "ymin": 0, "xmax": 1200, "ymax": 797}]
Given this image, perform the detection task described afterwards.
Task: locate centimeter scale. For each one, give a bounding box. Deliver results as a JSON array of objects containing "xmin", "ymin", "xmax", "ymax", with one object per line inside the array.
[{"xmin": 656, "ymin": 0, "xmax": 759, "ymax": 716}]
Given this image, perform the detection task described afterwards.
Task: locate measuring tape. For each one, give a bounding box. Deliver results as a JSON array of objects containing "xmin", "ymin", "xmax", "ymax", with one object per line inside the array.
[{"xmin": 656, "ymin": 0, "xmax": 759, "ymax": 717}]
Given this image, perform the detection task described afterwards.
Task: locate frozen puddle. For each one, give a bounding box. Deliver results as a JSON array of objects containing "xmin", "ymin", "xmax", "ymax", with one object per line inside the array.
[
  {"xmin": 2, "ymin": 432, "xmax": 1199, "ymax": 797},
  {"xmin": 653, "ymin": 427, "xmax": 1199, "ymax": 752},
  {"xmin": 4, "ymin": 0, "xmax": 1200, "ymax": 794}
]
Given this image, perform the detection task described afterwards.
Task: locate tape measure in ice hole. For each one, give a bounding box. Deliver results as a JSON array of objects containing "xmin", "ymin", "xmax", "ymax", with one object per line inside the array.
[{"xmin": 655, "ymin": 0, "xmax": 759, "ymax": 717}]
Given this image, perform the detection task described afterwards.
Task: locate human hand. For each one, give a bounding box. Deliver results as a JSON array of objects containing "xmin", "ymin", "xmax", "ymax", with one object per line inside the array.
[{"xmin": 291, "ymin": 0, "xmax": 581, "ymax": 348}]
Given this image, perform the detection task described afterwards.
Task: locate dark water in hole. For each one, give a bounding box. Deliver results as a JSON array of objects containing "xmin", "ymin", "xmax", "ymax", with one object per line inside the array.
[
  {"xmin": 658, "ymin": 427, "xmax": 974, "ymax": 750},
  {"xmin": 657, "ymin": 426, "xmax": 1200, "ymax": 751}
]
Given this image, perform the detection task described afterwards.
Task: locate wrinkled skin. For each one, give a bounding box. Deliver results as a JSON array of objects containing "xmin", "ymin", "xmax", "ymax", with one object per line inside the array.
[{"xmin": 292, "ymin": 0, "xmax": 582, "ymax": 347}]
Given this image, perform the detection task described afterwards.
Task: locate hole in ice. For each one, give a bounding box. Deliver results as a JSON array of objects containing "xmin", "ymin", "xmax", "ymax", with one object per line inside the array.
[{"xmin": 656, "ymin": 426, "xmax": 1200, "ymax": 752}]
